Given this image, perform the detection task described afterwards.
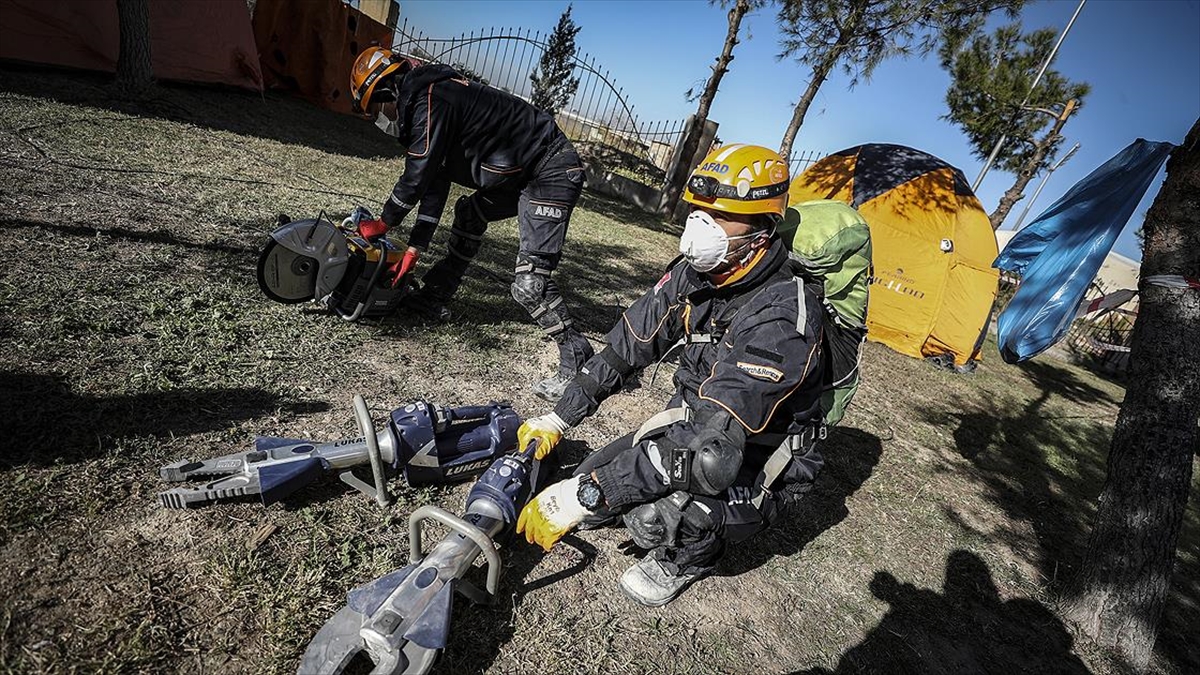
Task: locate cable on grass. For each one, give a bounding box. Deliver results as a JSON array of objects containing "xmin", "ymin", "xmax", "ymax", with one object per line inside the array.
[
  {"xmin": 2, "ymin": 129, "xmax": 380, "ymax": 207},
  {"xmin": 12, "ymin": 108, "xmax": 356, "ymax": 201}
]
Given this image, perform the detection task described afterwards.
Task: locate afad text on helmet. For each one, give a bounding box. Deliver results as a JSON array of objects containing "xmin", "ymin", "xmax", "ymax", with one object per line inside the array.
[{"xmin": 699, "ymin": 161, "xmax": 730, "ymax": 174}]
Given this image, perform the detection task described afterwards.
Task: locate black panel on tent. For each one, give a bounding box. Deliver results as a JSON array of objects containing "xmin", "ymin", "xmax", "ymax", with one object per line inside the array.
[{"xmin": 850, "ymin": 143, "xmax": 958, "ymax": 206}]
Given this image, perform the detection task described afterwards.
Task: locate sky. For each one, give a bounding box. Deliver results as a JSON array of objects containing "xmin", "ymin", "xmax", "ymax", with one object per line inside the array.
[{"xmin": 394, "ymin": 0, "xmax": 1200, "ymax": 261}]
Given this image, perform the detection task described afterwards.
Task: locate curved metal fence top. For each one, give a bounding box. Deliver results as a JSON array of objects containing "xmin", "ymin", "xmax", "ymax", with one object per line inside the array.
[{"xmin": 391, "ymin": 19, "xmax": 685, "ymax": 169}]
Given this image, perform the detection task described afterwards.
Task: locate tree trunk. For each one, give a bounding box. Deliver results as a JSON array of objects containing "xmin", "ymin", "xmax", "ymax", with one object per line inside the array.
[
  {"xmin": 778, "ymin": 55, "xmax": 835, "ymax": 162},
  {"xmin": 989, "ymin": 155, "xmax": 1040, "ymax": 230},
  {"xmin": 989, "ymin": 104, "xmax": 1075, "ymax": 229},
  {"xmin": 778, "ymin": 1, "xmax": 862, "ymax": 162},
  {"xmin": 658, "ymin": 0, "xmax": 750, "ymax": 218},
  {"xmin": 1062, "ymin": 118, "xmax": 1200, "ymax": 672},
  {"xmin": 116, "ymin": 0, "xmax": 153, "ymax": 94}
]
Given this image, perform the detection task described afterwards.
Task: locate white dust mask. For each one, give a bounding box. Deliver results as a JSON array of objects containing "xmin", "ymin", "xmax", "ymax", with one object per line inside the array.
[
  {"xmin": 679, "ymin": 210, "xmax": 760, "ymax": 273},
  {"xmin": 374, "ymin": 110, "xmax": 400, "ymax": 138}
]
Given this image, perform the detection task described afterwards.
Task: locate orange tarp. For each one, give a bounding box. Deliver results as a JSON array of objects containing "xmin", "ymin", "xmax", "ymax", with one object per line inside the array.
[
  {"xmin": 0, "ymin": 0, "xmax": 262, "ymax": 91},
  {"xmin": 252, "ymin": 0, "xmax": 393, "ymax": 115}
]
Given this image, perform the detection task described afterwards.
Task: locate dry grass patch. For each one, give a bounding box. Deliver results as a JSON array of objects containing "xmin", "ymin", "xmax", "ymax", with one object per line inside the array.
[{"xmin": 1, "ymin": 69, "xmax": 1196, "ymax": 675}]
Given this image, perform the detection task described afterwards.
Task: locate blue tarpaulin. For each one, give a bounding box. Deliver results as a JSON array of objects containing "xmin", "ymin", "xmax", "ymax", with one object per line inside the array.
[{"xmin": 994, "ymin": 138, "xmax": 1173, "ymax": 363}]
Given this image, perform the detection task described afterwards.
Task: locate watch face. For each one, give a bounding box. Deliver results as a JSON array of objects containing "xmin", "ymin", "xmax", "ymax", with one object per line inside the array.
[{"xmin": 578, "ymin": 482, "xmax": 602, "ymax": 510}]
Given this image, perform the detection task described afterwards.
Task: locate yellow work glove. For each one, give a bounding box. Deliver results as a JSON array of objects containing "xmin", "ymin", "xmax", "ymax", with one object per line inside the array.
[
  {"xmin": 516, "ymin": 474, "xmax": 593, "ymax": 551},
  {"xmin": 518, "ymin": 412, "xmax": 569, "ymax": 460}
]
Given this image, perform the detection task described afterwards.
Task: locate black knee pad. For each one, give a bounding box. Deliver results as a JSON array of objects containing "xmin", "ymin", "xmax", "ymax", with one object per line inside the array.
[
  {"xmin": 510, "ymin": 272, "xmax": 547, "ymax": 311},
  {"xmin": 453, "ymin": 195, "xmax": 487, "ymax": 229},
  {"xmin": 663, "ymin": 414, "xmax": 746, "ymax": 496},
  {"xmin": 691, "ymin": 439, "xmax": 742, "ymax": 495}
]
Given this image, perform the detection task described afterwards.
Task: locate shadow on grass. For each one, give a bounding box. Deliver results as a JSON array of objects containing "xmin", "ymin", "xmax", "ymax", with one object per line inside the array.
[
  {"xmin": 0, "ymin": 67, "xmax": 679, "ymax": 242},
  {"xmin": 918, "ymin": 359, "xmax": 1115, "ymax": 588},
  {"xmin": 918, "ymin": 358, "xmax": 1200, "ymax": 672},
  {"xmin": 577, "ymin": 190, "xmax": 680, "ymax": 237},
  {"xmin": 1015, "ymin": 359, "xmax": 1119, "ymax": 408},
  {"xmin": 0, "ymin": 66, "xmax": 402, "ymax": 161},
  {"xmin": 373, "ymin": 226, "xmax": 671, "ymax": 342},
  {"xmin": 0, "ymin": 370, "xmax": 328, "ymax": 466},
  {"xmin": 0, "ymin": 216, "xmax": 258, "ymax": 258},
  {"xmin": 797, "ymin": 550, "xmax": 1090, "ymax": 675},
  {"xmin": 430, "ymin": 533, "xmax": 597, "ymax": 675},
  {"xmin": 722, "ymin": 427, "xmax": 884, "ymax": 577}
]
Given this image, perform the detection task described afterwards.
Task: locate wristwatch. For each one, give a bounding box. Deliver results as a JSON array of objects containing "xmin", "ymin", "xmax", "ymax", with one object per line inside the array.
[{"xmin": 576, "ymin": 472, "xmax": 604, "ymax": 511}]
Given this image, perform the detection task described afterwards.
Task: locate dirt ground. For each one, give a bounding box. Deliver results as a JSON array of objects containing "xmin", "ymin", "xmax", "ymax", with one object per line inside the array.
[{"xmin": 1, "ymin": 69, "xmax": 1197, "ymax": 675}]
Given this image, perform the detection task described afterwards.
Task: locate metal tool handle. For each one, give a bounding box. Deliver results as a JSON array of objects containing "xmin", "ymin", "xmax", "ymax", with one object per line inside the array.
[
  {"xmin": 337, "ymin": 240, "xmax": 390, "ymax": 321},
  {"xmin": 408, "ymin": 505, "xmax": 502, "ymax": 597},
  {"xmin": 352, "ymin": 394, "xmax": 392, "ymax": 508}
]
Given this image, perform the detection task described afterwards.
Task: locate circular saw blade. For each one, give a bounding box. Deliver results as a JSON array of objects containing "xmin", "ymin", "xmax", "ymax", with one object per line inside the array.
[{"xmin": 257, "ymin": 238, "xmax": 319, "ymax": 304}]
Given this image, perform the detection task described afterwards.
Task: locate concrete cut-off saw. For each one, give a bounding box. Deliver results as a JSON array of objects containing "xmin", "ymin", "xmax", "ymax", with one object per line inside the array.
[{"xmin": 256, "ymin": 207, "xmax": 411, "ymax": 321}]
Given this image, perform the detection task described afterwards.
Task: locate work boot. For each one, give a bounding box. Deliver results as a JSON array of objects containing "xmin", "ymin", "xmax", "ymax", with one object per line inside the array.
[
  {"xmin": 400, "ymin": 288, "xmax": 451, "ymax": 322},
  {"xmin": 618, "ymin": 556, "xmax": 707, "ymax": 607},
  {"xmin": 401, "ymin": 273, "xmax": 461, "ymax": 322},
  {"xmin": 532, "ymin": 370, "xmax": 573, "ymax": 402},
  {"xmin": 532, "ymin": 331, "xmax": 593, "ymax": 402}
]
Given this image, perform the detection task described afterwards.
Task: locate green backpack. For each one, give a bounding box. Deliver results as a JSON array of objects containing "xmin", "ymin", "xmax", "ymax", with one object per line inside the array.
[{"xmin": 779, "ymin": 199, "xmax": 873, "ymax": 427}]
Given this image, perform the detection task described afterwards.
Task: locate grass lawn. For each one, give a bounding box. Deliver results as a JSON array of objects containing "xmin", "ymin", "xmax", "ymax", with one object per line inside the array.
[{"xmin": 1, "ymin": 69, "xmax": 1196, "ymax": 675}]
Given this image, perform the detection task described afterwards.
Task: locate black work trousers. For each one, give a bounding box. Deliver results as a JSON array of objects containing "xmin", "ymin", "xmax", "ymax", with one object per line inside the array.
[
  {"xmin": 575, "ymin": 425, "xmax": 821, "ymax": 576},
  {"xmin": 424, "ymin": 141, "xmax": 585, "ymax": 287}
]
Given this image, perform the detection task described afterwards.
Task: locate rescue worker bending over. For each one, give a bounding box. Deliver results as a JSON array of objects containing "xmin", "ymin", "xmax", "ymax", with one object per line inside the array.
[
  {"xmin": 349, "ymin": 47, "xmax": 593, "ymax": 401},
  {"xmin": 515, "ymin": 145, "xmax": 828, "ymax": 606}
]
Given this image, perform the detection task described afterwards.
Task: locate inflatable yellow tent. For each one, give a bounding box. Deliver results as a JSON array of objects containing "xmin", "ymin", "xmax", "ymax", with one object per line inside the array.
[{"xmin": 789, "ymin": 144, "xmax": 999, "ymax": 366}]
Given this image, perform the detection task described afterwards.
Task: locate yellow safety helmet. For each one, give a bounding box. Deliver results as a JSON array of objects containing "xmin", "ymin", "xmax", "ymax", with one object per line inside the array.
[
  {"xmin": 350, "ymin": 46, "xmax": 415, "ymax": 111},
  {"xmin": 683, "ymin": 144, "xmax": 790, "ymax": 218}
]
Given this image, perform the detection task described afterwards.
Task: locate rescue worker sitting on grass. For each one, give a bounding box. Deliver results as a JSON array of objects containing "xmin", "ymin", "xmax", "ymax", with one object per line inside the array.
[
  {"xmin": 348, "ymin": 46, "xmax": 593, "ymax": 402},
  {"xmin": 514, "ymin": 144, "xmax": 829, "ymax": 606}
]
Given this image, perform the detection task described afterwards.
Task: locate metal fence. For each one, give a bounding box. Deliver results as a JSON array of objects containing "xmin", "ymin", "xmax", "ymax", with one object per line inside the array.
[
  {"xmin": 391, "ymin": 19, "xmax": 686, "ymax": 180},
  {"xmin": 1064, "ymin": 308, "xmax": 1136, "ymax": 373},
  {"xmin": 787, "ymin": 149, "xmax": 826, "ymax": 178},
  {"xmin": 996, "ymin": 276, "xmax": 1137, "ymax": 374},
  {"xmin": 388, "ymin": 18, "xmax": 828, "ymax": 188}
]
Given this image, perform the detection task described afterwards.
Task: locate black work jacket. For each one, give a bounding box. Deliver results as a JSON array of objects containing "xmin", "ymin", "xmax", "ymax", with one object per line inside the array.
[
  {"xmin": 555, "ymin": 239, "xmax": 826, "ymax": 443},
  {"xmin": 384, "ymin": 65, "xmax": 565, "ymax": 248}
]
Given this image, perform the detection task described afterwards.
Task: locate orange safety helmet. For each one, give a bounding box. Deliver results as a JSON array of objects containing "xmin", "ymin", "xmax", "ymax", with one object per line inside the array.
[
  {"xmin": 683, "ymin": 144, "xmax": 790, "ymax": 218},
  {"xmin": 350, "ymin": 46, "xmax": 416, "ymax": 111}
]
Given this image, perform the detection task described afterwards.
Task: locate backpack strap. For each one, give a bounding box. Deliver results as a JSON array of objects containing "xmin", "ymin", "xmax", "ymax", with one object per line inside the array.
[
  {"xmin": 751, "ymin": 422, "xmax": 827, "ymax": 509},
  {"xmin": 794, "ymin": 276, "xmax": 808, "ymax": 337}
]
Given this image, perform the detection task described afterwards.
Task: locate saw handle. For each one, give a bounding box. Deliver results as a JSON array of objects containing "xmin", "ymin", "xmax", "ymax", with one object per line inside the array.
[
  {"xmin": 336, "ymin": 239, "xmax": 390, "ymax": 322},
  {"xmin": 443, "ymin": 404, "xmax": 502, "ymax": 425}
]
